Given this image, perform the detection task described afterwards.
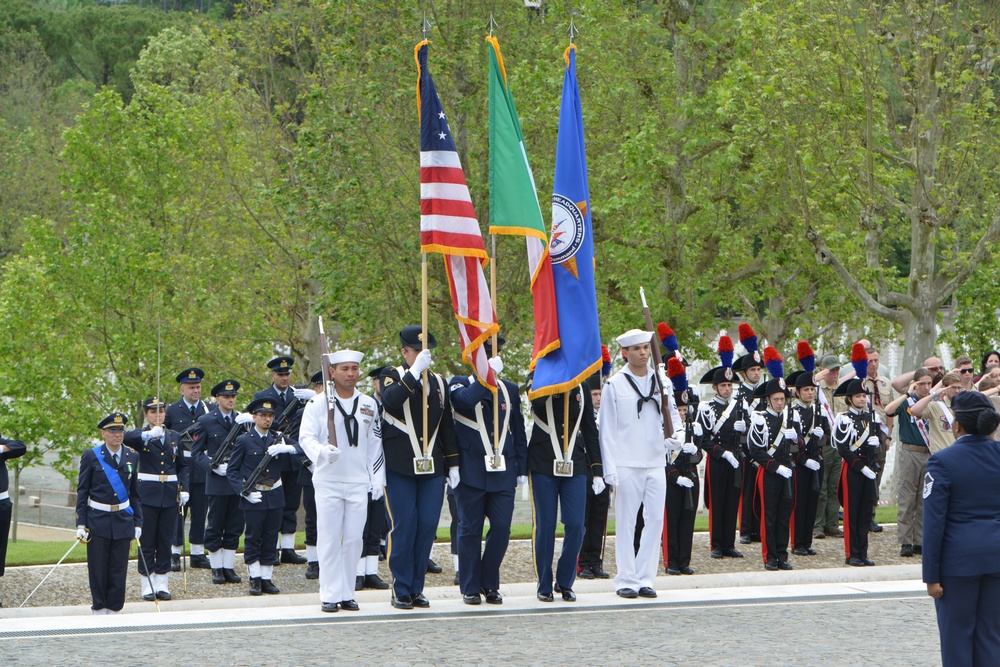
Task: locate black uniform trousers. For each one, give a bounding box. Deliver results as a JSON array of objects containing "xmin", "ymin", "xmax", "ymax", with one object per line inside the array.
[
  {"xmin": 139, "ymin": 504, "xmax": 178, "ymax": 575},
  {"xmin": 0, "ymin": 499, "xmax": 11, "ymax": 577},
  {"xmin": 302, "ymin": 480, "xmax": 317, "ymax": 548},
  {"xmin": 205, "ymin": 494, "xmax": 244, "ymax": 552},
  {"xmin": 244, "ymin": 506, "xmax": 282, "ymax": 566},
  {"xmin": 362, "ymin": 496, "xmax": 387, "ymax": 557},
  {"xmin": 757, "ymin": 468, "xmax": 793, "ymax": 564},
  {"xmin": 705, "ymin": 457, "xmax": 741, "ymax": 551},
  {"xmin": 455, "ymin": 483, "xmax": 515, "ymax": 594},
  {"xmin": 792, "ymin": 463, "xmax": 822, "ymax": 550},
  {"xmin": 447, "ymin": 484, "xmax": 458, "ymax": 556},
  {"xmin": 839, "ymin": 462, "xmax": 875, "ymax": 561},
  {"xmin": 579, "ymin": 475, "xmax": 611, "ymax": 569},
  {"xmin": 740, "ymin": 454, "xmax": 760, "ymax": 540},
  {"xmin": 88, "ymin": 535, "xmax": 132, "ymax": 612},
  {"xmin": 663, "ymin": 476, "xmax": 699, "ymax": 570},
  {"xmin": 280, "ymin": 470, "xmax": 303, "ymax": 536},
  {"xmin": 174, "ymin": 481, "xmax": 207, "ymax": 547}
]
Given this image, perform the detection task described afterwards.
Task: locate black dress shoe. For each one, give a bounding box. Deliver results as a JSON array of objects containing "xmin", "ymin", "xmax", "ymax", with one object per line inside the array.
[
  {"xmin": 463, "ymin": 593, "xmax": 482, "ymax": 605},
  {"xmin": 764, "ymin": 560, "xmax": 779, "ymax": 571},
  {"xmin": 453, "ymin": 573, "xmax": 460, "ymax": 586},
  {"xmin": 637, "ymin": 587, "xmax": 657, "ymax": 599},
  {"xmin": 777, "ymin": 561, "xmax": 793, "ymax": 571},
  {"xmin": 869, "ymin": 520, "xmax": 884, "ymax": 533},
  {"xmin": 223, "ymin": 568, "xmax": 242, "ymax": 584},
  {"xmin": 561, "ymin": 588, "xmax": 577, "ymax": 602},
  {"xmin": 577, "ymin": 565, "xmax": 595, "ymax": 579},
  {"xmin": 680, "ymin": 567, "xmax": 695, "ymax": 575},
  {"xmin": 412, "ymin": 593, "xmax": 430, "ymax": 608},
  {"xmin": 305, "ymin": 562, "xmax": 320, "ymax": 580},
  {"xmin": 426, "ymin": 559, "xmax": 443, "ymax": 574},
  {"xmin": 142, "ymin": 593, "xmax": 155, "ymax": 601},
  {"xmin": 666, "ymin": 567, "xmax": 681, "ymax": 575},
  {"xmin": 616, "ymin": 588, "xmax": 638, "ymax": 599},
  {"xmin": 281, "ymin": 549, "xmax": 307, "ymax": 565},
  {"xmin": 723, "ymin": 548, "xmax": 744, "ymax": 558},
  {"xmin": 862, "ymin": 558, "xmax": 876, "ymax": 566},
  {"xmin": 190, "ymin": 554, "xmax": 211, "ymax": 569},
  {"xmin": 483, "ymin": 589, "xmax": 503, "ymax": 604},
  {"xmin": 339, "ymin": 599, "xmax": 360, "ymax": 611},
  {"xmin": 156, "ymin": 590, "xmax": 172, "ymax": 600},
  {"xmin": 593, "ymin": 566, "xmax": 610, "ymax": 579},
  {"xmin": 791, "ymin": 547, "xmax": 809, "ymax": 556},
  {"xmin": 846, "ymin": 557, "xmax": 866, "ymax": 567},
  {"xmin": 900, "ymin": 544, "xmax": 914, "ymax": 557},
  {"xmin": 356, "ymin": 575, "xmax": 365, "ymax": 591},
  {"xmin": 537, "ymin": 591, "xmax": 554, "ymax": 602},
  {"xmin": 170, "ymin": 554, "xmax": 181, "ymax": 572},
  {"xmin": 212, "ymin": 568, "xmax": 226, "ymax": 585},
  {"xmin": 806, "ymin": 548, "xmax": 817, "ymax": 556},
  {"xmin": 321, "ymin": 602, "xmax": 339, "ymax": 613},
  {"xmin": 710, "ymin": 549, "xmax": 724, "ymax": 559},
  {"xmin": 249, "ymin": 577, "xmax": 262, "ymax": 596},
  {"xmin": 739, "ymin": 535, "xmax": 752, "ymax": 544},
  {"xmin": 364, "ymin": 574, "xmax": 390, "ymax": 590},
  {"xmin": 913, "ymin": 545, "xmax": 923, "ymax": 555},
  {"xmin": 391, "ymin": 595, "xmax": 414, "ymax": 609},
  {"xmin": 260, "ymin": 579, "xmax": 281, "ymax": 595}
]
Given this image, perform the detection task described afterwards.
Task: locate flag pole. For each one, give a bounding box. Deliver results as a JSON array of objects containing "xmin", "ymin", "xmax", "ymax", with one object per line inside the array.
[
  {"xmin": 421, "ymin": 252, "xmax": 429, "ymax": 459},
  {"xmin": 491, "ymin": 235, "xmax": 500, "ymax": 469}
]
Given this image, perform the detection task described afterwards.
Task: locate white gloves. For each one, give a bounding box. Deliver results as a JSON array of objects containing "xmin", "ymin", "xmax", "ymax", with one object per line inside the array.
[
  {"xmin": 244, "ymin": 491, "xmax": 263, "ymax": 504},
  {"xmin": 76, "ymin": 526, "xmax": 89, "ymax": 541},
  {"xmin": 733, "ymin": 420, "xmax": 747, "ymax": 433},
  {"xmin": 867, "ymin": 436, "xmax": 880, "ymax": 447},
  {"xmin": 369, "ymin": 484, "xmax": 384, "ymax": 502},
  {"xmin": 488, "ymin": 355, "xmax": 504, "ymax": 375},
  {"xmin": 692, "ymin": 423, "xmax": 704, "ymax": 437},
  {"xmin": 681, "ymin": 443, "xmax": 699, "ymax": 455},
  {"xmin": 294, "ymin": 387, "xmax": 316, "ymax": 401},
  {"xmin": 783, "ymin": 428, "xmax": 798, "ymax": 440},
  {"xmin": 592, "ymin": 477, "xmax": 606, "ymax": 495},
  {"xmin": 722, "ymin": 451, "xmax": 740, "ymax": 469},
  {"xmin": 267, "ymin": 443, "xmax": 296, "ymax": 456},
  {"xmin": 146, "ymin": 425, "xmax": 164, "ymax": 440},
  {"xmin": 411, "ymin": 349, "xmax": 432, "ymax": 375},
  {"xmin": 861, "ymin": 466, "xmax": 877, "ymax": 480},
  {"xmin": 325, "ymin": 446, "xmax": 340, "ymax": 464},
  {"xmin": 676, "ymin": 476, "xmax": 695, "ymax": 488},
  {"xmin": 134, "ymin": 527, "xmax": 142, "ymax": 541},
  {"xmin": 235, "ymin": 412, "xmax": 254, "ymax": 425},
  {"xmin": 776, "ymin": 465, "xmax": 793, "ymax": 479},
  {"xmin": 517, "ymin": 475, "xmax": 528, "ymax": 487},
  {"xmin": 805, "ymin": 459, "xmax": 821, "ymax": 471},
  {"xmin": 665, "ymin": 437, "xmax": 683, "ymax": 452},
  {"xmin": 213, "ymin": 463, "xmax": 228, "ymax": 476},
  {"xmin": 179, "ymin": 491, "xmax": 190, "ymax": 506},
  {"xmin": 447, "ymin": 466, "xmax": 461, "ymax": 489},
  {"xmin": 604, "ymin": 474, "xmax": 618, "ymax": 488},
  {"xmin": 810, "ymin": 426, "xmax": 824, "ymax": 438}
]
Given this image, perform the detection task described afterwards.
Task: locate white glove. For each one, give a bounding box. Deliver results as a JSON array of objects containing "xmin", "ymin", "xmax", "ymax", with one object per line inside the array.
[
  {"xmin": 810, "ymin": 427, "xmax": 824, "ymax": 438},
  {"xmin": 722, "ymin": 451, "xmax": 740, "ymax": 468},
  {"xmin": 805, "ymin": 459, "xmax": 821, "ymax": 471},
  {"xmin": 76, "ymin": 526, "xmax": 89, "ymax": 541},
  {"xmin": 676, "ymin": 476, "xmax": 695, "ymax": 488},
  {"xmin": 369, "ymin": 484, "xmax": 384, "ymax": 502},
  {"xmin": 488, "ymin": 355, "xmax": 504, "ymax": 375},
  {"xmin": 213, "ymin": 463, "xmax": 228, "ymax": 476},
  {"xmin": 867, "ymin": 436, "xmax": 880, "ymax": 447},
  {"xmin": 783, "ymin": 428, "xmax": 798, "ymax": 440},
  {"xmin": 235, "ymin": 412, "xmax": 254, "ymax": 425},
  {"xmin": 179, "ymin": 491, "xmax": 190, "ymax": 506},
  {"xmin": 244, "ymin": 491, "xmax": 263, "ymax": 504},
  {"xmin": 325, "ymin": 446, "xmax": 340, "ymax": 464},
  {"xmin": 693, "ymin": 422, "xmax": 704, "ymax": 437},
  {"xmin": 517, "ymin": 475, "xmax": 528, "ymax": 487},
  {"xmin": 147, "ymin": 425, "xmax": 164, "ymax": 439},
  {"xmin": 681, "ymin": 443, "xmax": 698, "ymax": 455},
  {"xmin": 733, "ymin": 420, "xmax": 747, "ymax": 433},
  {"xmin": 294, "ymin": 387, "xmax": 315, "ymax": 401},
  {"xmin": 447, "ymin": 466, "xmax": 460, "ymax": 489},
  {"xmin": 776, "ymin": 465, "xmax": 793, "ymax": 479},
  {"xmin": 267, "ymin": 443, "xmax": 296, "ymax": 456},
  {"xmin": 134, "ymin": 527, "xmax": 142, "ymax": 541},
  {"xmin": 664, "ymin": 437, "xmax": 683, "ymax": 452},
  {"xmin": 604, "ymin": 474, "xmax": 618, "ymax": 489},
  {"xmin": 861, "ymin": 466, "xmax": 877, "ymax": 480},
  {"xmin": 410, "ymin": 349, "xmax": 432, "ymax": 375},
  {"xmin": 592, "ymin": 477, "xmax": 606, "ymax": 495}
]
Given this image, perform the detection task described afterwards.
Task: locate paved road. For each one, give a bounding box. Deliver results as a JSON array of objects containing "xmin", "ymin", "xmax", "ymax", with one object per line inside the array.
[{"xmin": 6, "ymin": 590, "xmax": 939, "ymax": 666}]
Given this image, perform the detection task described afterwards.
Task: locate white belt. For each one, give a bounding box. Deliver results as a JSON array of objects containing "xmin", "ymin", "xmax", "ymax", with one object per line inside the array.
[
  {"xmin": 138, "ymin": 473, "xmax": 178, "ymax": 482},
  {"xmin": 182, "ymin": 450, "xmax": 193, "ymax": 458},
  {"xmin": 88, "ymin": 499, "xmax": 130, "ymax": 512},
  {"xmin": 254, "ymin": 478, "xmax": 283, "ymax": 492},
  {"xmin": 0, "ymin": 490, "xmax": 8, "ymax": 501}
]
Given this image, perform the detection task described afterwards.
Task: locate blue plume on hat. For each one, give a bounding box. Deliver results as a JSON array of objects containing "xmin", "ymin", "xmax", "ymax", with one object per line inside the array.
[
  {"xmin": 851, "ymin": 343, "xmax": 868, "ymax": 381},
  {"xmin": 667, "ymin": 357, "xmax": 688, "ymax": 393},
  {"xmin": 764, "ymin": 346, "xmax": 784, "ymax": 379},
  {"xmin": 718, "ymin": 334, "xmax": 734, "ymax": 369},
  {"xmin": 797, "ymin": 341, "xmax": 816, "ymax": 374},
  {"xmin": 658, "ymin": 322, "xmax": 678, "ymax": 355}
]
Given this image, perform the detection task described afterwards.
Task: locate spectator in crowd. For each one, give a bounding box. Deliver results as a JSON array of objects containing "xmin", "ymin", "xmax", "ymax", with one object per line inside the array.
[
  {"xmin": 953, "ymin": 356, "xmax": 976, "ymax": 392},
  {"xmin": 974, "ymin": 350, "xmax": 1000, "ymax": 386},
  {"xmin": 892, "ymin": 357, "xmax": 946, "ymax": 394},
  {"xmin": 909, "ymin": 372, "xmax": 961, "ymax": 454}
]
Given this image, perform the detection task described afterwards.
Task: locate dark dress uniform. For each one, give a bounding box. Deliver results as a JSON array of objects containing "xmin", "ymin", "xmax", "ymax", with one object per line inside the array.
[
  {"xmin": 789, "ymin": 390, "xmax": 828, "ymax": 555},
  {"xmin": 283, "ymin": 383, "xmax": 320, "ymax": 577},
  {"xmin": 379, "ymin": 359, "xmax": 458, "ymax": 604},
  {"xmin": 748, "ymin": 394, "xmax": 800, "ymax": 569},
  {"xmin": 191, "ymin": 400, "xmax": 246, "ymax": 583},
  {"xmin": 527, "ymin": 381, "xmax": 601, "ymax": 599},
  {"xmin": 736, "ymin": 380, "xmax": 763, "ymax": 543},
  {"xmin": 164, "ymin": 391, "xmax": 211, "ymax": 567},
  {"xmin": 76, "ymin": 413, "xmax": 143, "ymax": 613},
  {"xmin": 579, "ymin": 375, "xmax": 611, "ymax": 579},
  {"xmin": 357, "ymin": 369, "xmax": 389, "ymax": 588},
  {"xmin": 696, "ymin": 372, "xmax": 744, "ymax": 557},
  {"xmin": 1, "ymin": 435, "xmax": 27, "ymax": 578},
  {"xmin": 663, "ymin": 413, "xmax": 704, "ymax": 574},
  {"xmin": 123, "ymin": 416, "xmax": 188, "ymax": 595},
  {"xmin": 449, "ymin": 374, "xmax": 528, "ymax": 601}
]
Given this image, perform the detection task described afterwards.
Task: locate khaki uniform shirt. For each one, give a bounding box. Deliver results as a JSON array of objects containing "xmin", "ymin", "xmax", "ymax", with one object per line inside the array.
[{"xmin": 923, "ymin": 398, "xmax": 957, "ymax": 454}]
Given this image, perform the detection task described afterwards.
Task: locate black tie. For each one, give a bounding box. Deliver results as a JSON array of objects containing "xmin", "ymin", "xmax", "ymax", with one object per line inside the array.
[
  {"xmin": 112, "ymin": 452, "xmax": 119, "ymax": 466},
  {"xmin": 190, "ymin": 404, "xmax": 197, "ymax": 419},
  {"xmin": 224, "ymin": 415, "xmax": 232, "ymax": 429},
  {"xmin": 335, "ymin": 397, "xmax": 360, "ymax": 447},
  {"xmin": 623, "ymin": 374, "xmax": 658, "ymax": 417}
]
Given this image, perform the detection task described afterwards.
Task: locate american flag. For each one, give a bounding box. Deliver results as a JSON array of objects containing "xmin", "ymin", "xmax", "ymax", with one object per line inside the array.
[{"xmin": 415, "ymin": 41, "xmax": 498, "ymax": 389}]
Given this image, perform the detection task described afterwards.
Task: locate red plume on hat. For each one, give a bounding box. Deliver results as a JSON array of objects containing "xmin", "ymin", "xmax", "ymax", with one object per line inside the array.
[
  {"xmin": 718, "ymin": 334, "xmax": 734, "ymax": 369},
  {"xmin": 667, "ymin": 356, "xmax": 688, "ymax": 393},
  {"xmin": 657, "ymin": 322, "xmax": 678, "ymax": 355},
  {"xmin": 797, "ymin": 340, "xmax": 816, "ymax": 374},
  {"xmin": 738, "ymin": 322, "xmax": 758, "ymax": 353},
  {"xmin": 851, "ymin": 342, "xmax": 869, "ymax": 380},
  {"xmin": 763, "ymin": 345, "xmax": 784, "ymax": 379},
  {"xmin": 601, "ymin": 345, "xmax": 612, "ymax": 378}
]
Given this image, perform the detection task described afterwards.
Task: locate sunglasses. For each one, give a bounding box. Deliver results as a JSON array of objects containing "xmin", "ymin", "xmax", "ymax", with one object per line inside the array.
[{"xmin": 959, "ymin": 368, "xmax": 974, "ymax": 374}]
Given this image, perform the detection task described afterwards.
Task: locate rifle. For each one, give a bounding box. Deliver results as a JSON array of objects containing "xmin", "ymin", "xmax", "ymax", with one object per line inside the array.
[
  {"xmin": 241, "ymin": 450, "xmax": 280, "ymax": 496},
  {"xmin": 273, "ymin": 389, "xmax": 303, "ymax": 432},
  {"xmin": 639, "ymin": 287, "xmax": 674, "ymax": 437},
  {"xmin": 177, "ymin": 423, "xmax": 197, "ymax": 452},
  {"xmin": 210, "ymin": 420, "xmax": 249, "ymax": 469},
  {"xmin": 777, "ymin": 408, "xmax": 796, "ymax": 499},
  {"xmin": 808, "ymin": 400, "xmax": 823, "ymax": 493},
  {"xmin": 732, "ymin": 397, "xmax": 745, "ymax": 490},
  {"xmin": 317, "ymin": 317, "xmax": 339, "ymax": 450}
]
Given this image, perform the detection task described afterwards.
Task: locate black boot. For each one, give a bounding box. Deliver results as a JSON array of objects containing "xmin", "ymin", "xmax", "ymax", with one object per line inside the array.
[
  {"xmin": 306, "ymin": 562, "xmax": 320, "ymax": 580},
  {"xmin": 170, "ymin": 554, "xmax": 181, "ymax": 572},
  {"xmin": 223, "ymin": 568, "xmax": 242, "ymax": 584},
  {"xmin": 280, "ymin": 549, "xmax": 307, "ymax": 565},
  {"xmin": 260, "ymin": 579, "xmax": 281, "ymax": 595},
  {"xmin": 249, "ymin": 577, "xmax": 262, "ymax": 596},
  {"xmin": 190, "ymin": 554, "xmax": 211, "ymax": 569},
  {"xmin": 211, "ymin": 568, "xmax": 226, "ymax": 585},
  {"xmin": 364, "ymin": 574, "xmax": 390, "ymax": 590}
]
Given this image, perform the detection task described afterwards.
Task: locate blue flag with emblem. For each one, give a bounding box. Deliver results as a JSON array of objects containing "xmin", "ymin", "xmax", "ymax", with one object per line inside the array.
[
  {"xmin": 92, "ymin": 444, "xmax": 134, "ymax": 516},
  {"xmin": 528, "ymin": 45, "xmax": 602, "ymax": 399}
]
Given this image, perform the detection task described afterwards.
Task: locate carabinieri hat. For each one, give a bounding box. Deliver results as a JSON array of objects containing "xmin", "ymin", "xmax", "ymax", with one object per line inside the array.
[
  {"xmin": 834, "ymin": 342, "xmax": 870, "ymax": 397},
  {"xmin": 267, "ymin": 356, "xmax": 294, "ymax": 374},
  {"xmin": 754, "ymin": 346, "xmax": 788, "ymax": 398},
  {"xmin": 176, "ymin": 367, "xmax": 204, "ymax": 384},
  {"xmin": 734, "ymin": 323, "xmax": 763, "ymax": 373},
  {"xmin": 246, "ymin": 397, "xmax": 277, "ymax": 414},
  {"xmin": 399, "ymin": 325, "xmax": 437, "ymax": 350},
  {"xmin": 98, "ymin": 412, "xmax": 129, "ymax": 430},
  {"xmin": 699, "ymin": 334, "xmax": 737, "ymax": 385},
  {"xmin": 211, "ymin": 379, "xmax": 240, "ymax": 397},
  {"xmin": 142, "ymin": 397, "xmax": 167, "ymax": 411},
  {"xmin": 668, "ymin": 357, "xmax": 691, "ymax": 406}
]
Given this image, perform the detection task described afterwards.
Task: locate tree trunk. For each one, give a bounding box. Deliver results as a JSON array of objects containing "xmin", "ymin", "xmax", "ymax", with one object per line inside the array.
[{"xmin": 900, "ymin": 305, "xmax": 936, "ymax": 371}]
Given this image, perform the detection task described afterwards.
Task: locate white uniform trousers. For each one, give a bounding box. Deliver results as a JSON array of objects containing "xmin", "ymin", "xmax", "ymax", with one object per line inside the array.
[
  {"xmin": 613, "ymin": 466, "xmax": 666, "ymax": 591},
  {"xmin": 315, "ymin": 479, "xmax": 369, "ymax": 604}
]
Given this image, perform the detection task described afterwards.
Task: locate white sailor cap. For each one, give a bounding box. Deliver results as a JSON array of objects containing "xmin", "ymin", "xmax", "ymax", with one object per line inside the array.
[
  {"xmin": 325, "ymin": 349, "xmax": 364, "ymax": 366},
  {"xmin": 616, "ymin": 329, "xmax": 653, "ymax": 349}
]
